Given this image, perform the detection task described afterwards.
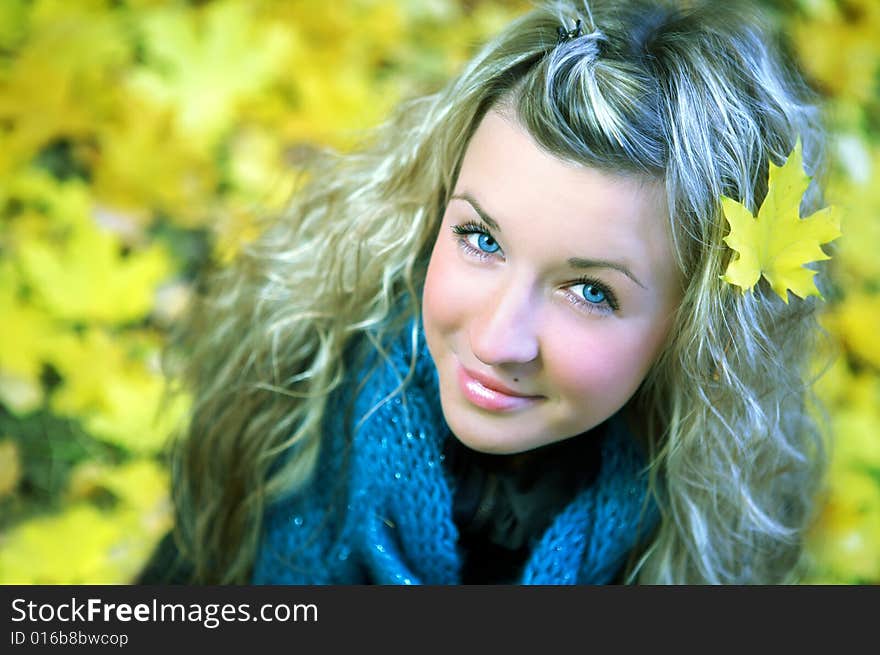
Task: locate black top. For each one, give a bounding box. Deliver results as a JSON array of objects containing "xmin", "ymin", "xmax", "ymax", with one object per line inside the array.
[{"xmin": 444, "ymin": 425, "xmax": 605, "ymax": 584}]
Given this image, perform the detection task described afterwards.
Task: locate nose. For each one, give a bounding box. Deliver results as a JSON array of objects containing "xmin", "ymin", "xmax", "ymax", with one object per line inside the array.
[{"xmin": 468, "ymin": 276, "xmax": 540, "ymax": 366}]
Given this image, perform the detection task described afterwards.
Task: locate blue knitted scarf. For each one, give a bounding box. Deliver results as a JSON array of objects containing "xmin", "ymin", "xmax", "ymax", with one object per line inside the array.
[{"xmin": 253, "ymin": 317, "xmax": 657, "ymax": 584}]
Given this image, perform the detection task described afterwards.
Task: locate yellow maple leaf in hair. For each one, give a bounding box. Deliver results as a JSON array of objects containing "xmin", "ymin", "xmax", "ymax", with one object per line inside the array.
[{"xmin": 721, "ymin": 139, "xmax": 841, "ymax": 303}]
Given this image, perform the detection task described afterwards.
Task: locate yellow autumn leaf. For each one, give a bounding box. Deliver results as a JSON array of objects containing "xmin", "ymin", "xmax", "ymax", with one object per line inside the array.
[
  {"xmin": 241, "ymin": 1, "xmax": 407, "ymax": 150},
  {"xmin": 65, "ymin": 458, "xmax": 171, "ymax": 518},
  {"xmin": 4, "ymin": 171, "xmax": 171, "ymax": 323},
  {"xmin": 812, "ymin": 353, "xmax": 861, "ymax": 413},
  {"xmin": 46, "ymin": 328, "xmax": 189, "ymax": 455},
  {"xmin": 721, "ymin": 139, "xmax": 842, "ymax": 302},
  {"xmin": 831, "ymin": 407, "xmax": 880, "ymax": 474},
  {"xmin": 1, "ymin": 168, "xmax": 85, "ymax": 237},
  {"xmin": 0, "ymin": 504, "xmax": 124, "ymax": 583},
  {"xmin": 792, "ymin": 0, "xmax": 880, "ymax": 106},
  {"xmin": 826, "ymin": 142, "xmax": 880, "ymax": 287},
  {"xmin": 211, "ymin": 127, "xmax": 299, "ymax": 262},
  {"xmin": 0, "ymin": 1, "xmax": 130, "ymax": 175},
  {"xmin": 128, "ymin": 0, "xmax": 293, "ymax": 149},
  {"xmin": 14, "ymin": 180, "xmax": 172, "ymax": 324},
  {"xmin": 804, "ymin": 469, "xmax": 880, "ymax": 583},
  {"xmin": 90, "ymin": 100, "xmax": 218, "ymax": 228},
  {"xmin": 0, "ymin": 459, "xmax": 171, "ymax": 584},
  {"xmin": 821, "ymin": 291, "xmax": 880, "ymax": 370},
  {"xmin": 0, "ymin": 261, "xmax": 47, "ymax": 413}
]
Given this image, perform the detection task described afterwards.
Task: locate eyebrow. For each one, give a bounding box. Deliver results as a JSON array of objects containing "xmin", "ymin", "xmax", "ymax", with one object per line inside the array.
[
  {"xmin": 450, "ymin": 192, "xmax": 647, "ymax": 289},
  {"xmin": 452, "ymin": 193, "xmax": 503, "ymax": 232},
  {"xmin": 567, "ymin": 257, "xmax": 646, "ymax": 289}
]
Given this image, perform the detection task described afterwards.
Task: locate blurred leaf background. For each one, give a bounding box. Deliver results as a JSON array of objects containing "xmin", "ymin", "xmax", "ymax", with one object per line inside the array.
[{"xmin": 0, "ymin": 0, "xmax": 877, "ymax": 584}]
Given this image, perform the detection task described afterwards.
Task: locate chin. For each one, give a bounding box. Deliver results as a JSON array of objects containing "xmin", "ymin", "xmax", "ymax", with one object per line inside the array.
[
  {"xmin": 438, "ymin": 402, "xmax": 519, "ymax": 455},
  {"xmin": 455, "ymin": 438, "xmax": 533, "ymax": 456},
  {"xmin": 440, "ymin": 408, "xmax": 559, "ymax": 455},
  {"xmin": 451, "ymin": 431, "xmax": 524, "ymax": 455}
]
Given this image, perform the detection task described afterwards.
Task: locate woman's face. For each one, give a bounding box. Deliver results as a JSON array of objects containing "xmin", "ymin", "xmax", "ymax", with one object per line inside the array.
[{"xmin": 422, "ymin": 109, "xmax": 682, "ymax": 454}]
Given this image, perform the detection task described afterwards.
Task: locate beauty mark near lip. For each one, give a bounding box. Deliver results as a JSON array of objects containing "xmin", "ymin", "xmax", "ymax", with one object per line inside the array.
[
  {"xmin": 463, "ymin": 366, "xmax": 539, "ymax": 397},
  {"xmin": 457, "ymin": 364, "xmax": 543, "ymax": 412}
]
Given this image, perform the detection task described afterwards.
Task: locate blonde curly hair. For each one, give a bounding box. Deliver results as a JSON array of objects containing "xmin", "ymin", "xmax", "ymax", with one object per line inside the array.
[{"xmin": 168, "ymin": 0, "xmax": 829, "ymax": 584}]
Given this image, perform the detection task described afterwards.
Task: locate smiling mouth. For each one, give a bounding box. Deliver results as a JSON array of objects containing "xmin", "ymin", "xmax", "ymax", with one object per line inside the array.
[{"xmin": 456, "ymin": 364, "xmax": 543, "ymax": 412}]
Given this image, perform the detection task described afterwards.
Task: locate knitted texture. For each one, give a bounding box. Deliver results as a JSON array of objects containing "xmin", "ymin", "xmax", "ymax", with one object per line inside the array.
[{"xmin": 252, "ymin": 316, "xmax": 658, "ymax": 584}]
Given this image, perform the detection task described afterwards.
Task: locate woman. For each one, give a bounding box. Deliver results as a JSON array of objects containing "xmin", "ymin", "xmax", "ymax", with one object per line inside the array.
[{"xmin": 154, "ymin": 0, "xmax": 829, "ymax": 585}]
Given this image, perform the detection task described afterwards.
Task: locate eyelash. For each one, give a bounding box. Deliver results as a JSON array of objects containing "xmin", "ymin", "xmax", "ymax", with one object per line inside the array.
[
  {"xmin": 449, "ymin": 221, "xmax": 620, "ymax": 315},
  {"xmin": 566, "ymin": 276, "xmax": 620, "ymax": 314},
  {"xmin": 451, "ymin": 221, "xmax": 499, "ymax": 262}
]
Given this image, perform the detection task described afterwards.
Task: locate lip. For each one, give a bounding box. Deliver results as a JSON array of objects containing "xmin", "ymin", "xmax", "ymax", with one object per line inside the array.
[{"xmin": 457, "ymin": 364, "xmax": 544, "ymax": 412}]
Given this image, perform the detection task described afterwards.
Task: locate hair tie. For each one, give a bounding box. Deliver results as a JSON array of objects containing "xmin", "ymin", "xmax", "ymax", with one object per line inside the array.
[{"xmin": 556, "ymin": 18, "xmax": 583, "ymax": 44}]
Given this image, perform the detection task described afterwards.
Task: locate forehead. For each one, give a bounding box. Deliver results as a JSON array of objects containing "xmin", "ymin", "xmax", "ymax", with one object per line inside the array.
[{"xmin": 453, "ymin": 110, "xmax": 675, "ymax": 278}]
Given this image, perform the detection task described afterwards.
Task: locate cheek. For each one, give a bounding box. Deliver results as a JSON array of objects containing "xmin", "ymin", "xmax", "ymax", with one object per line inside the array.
[
  {"xmin": 541, "ymin": 321, "xmax": 666, "ymax": 400},
  {"xmin": 422, "ymin": 238, "xmax": 463, "ymax": 343}
]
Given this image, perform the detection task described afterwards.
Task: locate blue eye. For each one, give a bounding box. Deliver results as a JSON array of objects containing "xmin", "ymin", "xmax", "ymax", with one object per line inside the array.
[
  {"xmin": 567, "ymin": 278, "xmax": 619, "ymax": 314},
  {"xmin": 476, "ymin": 233, "xmax": 500, "ymax": 253},
  {"xmin": 581, "ymin": 283, "xmax": 606, "ymax": 304},
  {"xmin": 450, "ymin": 221, "xmax": 503, "ymax": 259}
]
